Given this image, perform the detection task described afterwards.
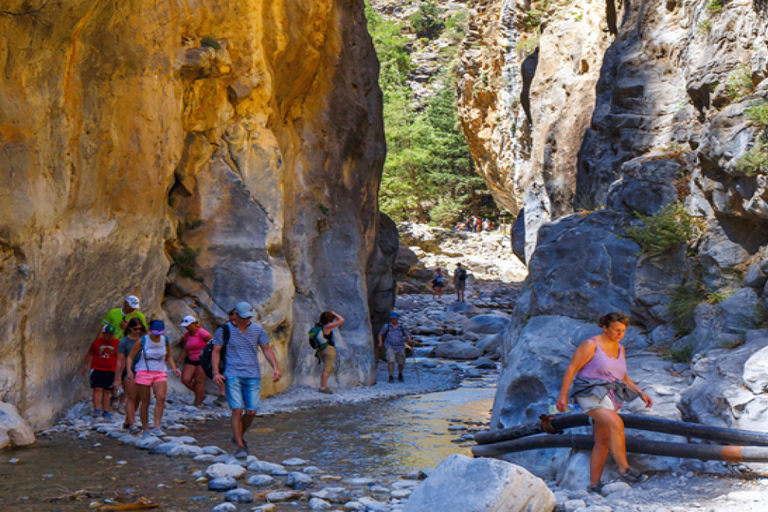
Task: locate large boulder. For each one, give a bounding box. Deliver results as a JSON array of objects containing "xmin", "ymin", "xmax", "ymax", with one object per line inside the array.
[
  {"xmin": 433, "ymin": 341, "xmax": 482, "ymax": 360},
  {"xmin": 403, "ymin": 454, "xmax": 555, "ymax": 512},
  {"xmin": 0, "ymin": 402, "xmax": 35, "ymax": 450},
  {"xmin": 393, "ymin": 246, "xmax": 420, "ymax": 275},
  {"xmin": 464, "ymin": 314, "xmax": 510, "ymax": 335},
  {"xmin": 367, "ymin": 213, "xmax": 400, "ymax": 348}
]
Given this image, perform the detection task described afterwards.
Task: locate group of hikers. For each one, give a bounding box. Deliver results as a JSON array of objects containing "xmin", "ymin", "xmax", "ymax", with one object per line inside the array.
[
  {"xmin": 453, "ymin": 216, "xmax": 494, "ymax": 233},
  {"xmin": 430, "ymin": 262, "xmax": 469, "ymax": 302},
  {"xmin": 82, "ymin": 295, "xmax": 415, "ymax": 459}
]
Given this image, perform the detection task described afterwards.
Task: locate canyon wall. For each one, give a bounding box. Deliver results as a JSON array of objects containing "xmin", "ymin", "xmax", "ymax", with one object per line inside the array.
[{"xmin": 0, "ymin": 0, "xmax": 385, "ymax": 432}]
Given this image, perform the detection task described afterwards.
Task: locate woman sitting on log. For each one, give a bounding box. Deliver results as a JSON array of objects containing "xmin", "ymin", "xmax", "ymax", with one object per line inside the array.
[{"xmin": 556, "ymin": 312, "xmax": 653, "ymax": 491}]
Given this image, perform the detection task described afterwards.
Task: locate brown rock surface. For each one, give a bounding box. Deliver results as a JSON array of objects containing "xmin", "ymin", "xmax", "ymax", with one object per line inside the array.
[{"xmin": 0, "ymin": 0, "xmax": 384, "ymax": 429}]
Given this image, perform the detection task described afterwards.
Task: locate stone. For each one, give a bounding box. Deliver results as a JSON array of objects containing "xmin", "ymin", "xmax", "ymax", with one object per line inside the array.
[
  {"xmin": 346, "ymin": 477, "xmax": 376, "ymax": 485},
  {"xmin": 308, "ymin": 497, "xmax": 332, "ymax": 510},
  {"xmin": 600, "ymin": 482, "xmax": 631, "ymax": 496},
  {"xmin": 562, "ymin": 500, "xmax": 586, "ymax": 512},
  {"xmin": 247, "ymin": 474, "xmax": 275, "ymax": 486},
  {"xmin": 302, "ymin": 466, "xmax": 321, "ymax": 474},
  {"xmin": 203, "ymin": 446, "xmax": 226, "ymax": 455},
  {"xmin": 265, "ymin": 491, "xmax": 299, "ymax": 502},
  {"xmin": 344, "ymin": 502, "xmax": 365, "ymax": 511},
  {"xmin": 0, "ymin": 402, "xmax": 35, "ymax": 449},
  {"xmin": 391, "ymin": 480, "xmax": 420, "ymax": 489},
  {"xmin": 150, "ymin": 442, "xmax": 181, "ymax": 455},
  {"xmin": 168, "ymin": 444, "xmax": 204, "ymax": 457},
  {"xmin": 212, "ymin": 503, "xmax": 237, "ymax": 512},
  {"xmin": 472, "ymin": 357, "xmax": 496, "ymax": 370},
  {"xmin": 464, "ymin": 315, "xmax": 510, "ymax": 335},
  {"xmin": 391, "ymin": 489, "xmax": 412, "ymax": 498},
  {"xmin": 285, "ymin": 471, "xmax": 313, "ymax": 489},
  {"xmin": 403, "ymin": 454, "xmax": 555, "ymax": 512},
  {"xmin": 744, "ymin": 263, "xmax": 768, "ymax": 289},
  {"xmin": 281, "ymin": 457, "xmax": 307, "ymax": 466},
  {"xmin": 205, "ymin": 463, "xmax": 247, "ymax": 480},
  {"xmin": 225, "ymin": 488, "xmax": 254, "ymax": 503},
  {"xmin": 248, "ymin": 461, "xmax": 285, "ymax": 473},
  {"xmin": 208, "ymin": 477, "xmax": 238, "ymax": 492},
  {"xmin": 476, "ymin": 332, "xmax": 504, "ymax": 358},
  {"xmin": 433, "ymin": 341, "xmax": 482, "ymax": 360},
  {"xmin": 394, "ymin": 246, "xmax": 420, "ymax": 275}
]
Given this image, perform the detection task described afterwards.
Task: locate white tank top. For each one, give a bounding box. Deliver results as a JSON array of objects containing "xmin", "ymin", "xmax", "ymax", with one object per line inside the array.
[{"xmin": 137, "ymin": 335, "xmax": 168, "ymax": 372}]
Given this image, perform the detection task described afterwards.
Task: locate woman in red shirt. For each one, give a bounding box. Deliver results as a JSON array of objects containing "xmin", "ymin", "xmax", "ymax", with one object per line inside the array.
[
  {"xmin": 177, "ymin": 316, "xmax": 212, "ymax": 406},
  {"xmin": 82, "ymin": 325, "xmax": 120, "ymax": 419}
]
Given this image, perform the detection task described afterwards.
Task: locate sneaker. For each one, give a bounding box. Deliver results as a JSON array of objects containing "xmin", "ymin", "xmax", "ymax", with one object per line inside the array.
[
  {"xmin": 213, "ymin": 395, "xmax": 227, "ymax": 407},
  {"xmin": 318, "ymin": 387, "xmax": 333, "ymax": 394},
  {"xmin": 92, "ymin": 409, "xmax": 102, "ymax": 417},
  {"xmin": 587, "ymin": 483, "xmax": 603, "ymax": 494},
  {"xmin": 231, "ymin": 437, "xmax": 248, "ymax": 450},
  {"xmin": 397, "ymin": 374, "xmax": 404, "ymax": 382},
  {"xmin": 150, "ymin": 427, "xmax": 165, "ymax": 437},
  {"xmin": 388, "ymin": 376, "xmax": 395, "ymax": 383},
  {"xmin": 122, "ymin": 422, "xmax": 131, "ymax": 431},
  {"xmin": 130, "ymin": 425, "xmax": 142, "ymax": 435},
  {"xmin": 234, "ymin": 446, "xmax": 248, "ymax": 459},
  {"xmin": 102, "ymin": 411, "xmax": 113, "ymax": 420},
  {"xmin": 618, "ymin": 467, "xmax": 647, "ymax": 484},
  {"xmin": 142, "ymin": 430, "xmax": 150, "ymax": 440}
]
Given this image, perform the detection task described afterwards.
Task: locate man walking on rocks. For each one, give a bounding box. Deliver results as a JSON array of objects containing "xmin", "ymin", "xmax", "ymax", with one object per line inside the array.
[
  {"xmin": 453, "ymin": 263, "xmax": 468, "ymax": 303},
  {"xmin": 102, "ymin": 295, "xmax": 147, "ymax": 339},
  {"xmin": 378, "ymin": 312, "xmax": 412, "ymax": 383},
  {"xmin": 212, "ymin": 301, "xmax": 282, "ymax": 459}
]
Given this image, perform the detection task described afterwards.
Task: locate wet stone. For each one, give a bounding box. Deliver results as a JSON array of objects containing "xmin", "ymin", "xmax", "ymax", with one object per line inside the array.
[
  {"xmin": 371, "ymin": 485, "xmax": 390, "ymax": 493},
  {"xmin": 165, "ymin": 435, "xmax": 197, "ymax": 444},
  {"xmin": 344, "ymin": 502, "xmax": 365, "ymax": 511},
  {"xmin": 168, "ymin": 444, "xmax": 204, "ymax": 457},
  {"xmin": 270, "ymin": 468, "xmax": 288, "ymax": 476},
  {"xmin": 208, "ymin": 477, "xmax": 237, "ymax": 492},
  {"xmin": 151, "ymin": 442, "xmax": 181, "ymax": 454},
  {"xmin": 248, "ymin": 461, "xmax": 285, "ymax": 473},
  {"xmin": 203, "ymin": 445, "xmax": 226, "ymax": 455},
  {"xmin": 225, "ymin": 488, "xmax": 253, "ymax": 503},
  {"xmin": 194, "ymin": 454, "xmax": 215, "ymax": 462},
  {"xmin": 265, "ymin": 491, "xmax": 296, "ymax": 502},
  {"xmin": 212, "ymin": 454, "xmax": 231, "ymax": 463},
  {"xmin": 309, "ymin": 497, "xmax": 332, "ymax": 510},
  {"xmin": 247, "ymin": 474, "xmax": 275, "ymax": 487},
  {"xmin": 205, "ymin": 463, "xmax": 246, "ymax": 480},
  {"xmin": 211, "ymin": 502, "xmax": 236, "ymax": 512},
  {"xmin": 282, "ymin": 457, "xmax": 307, "ymax": 466},
  {"xmin": 286, "ymin": 471, "xmax": 313, "ymax": 489}
]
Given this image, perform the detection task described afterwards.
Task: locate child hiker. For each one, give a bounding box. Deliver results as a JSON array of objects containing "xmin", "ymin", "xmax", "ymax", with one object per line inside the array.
[{"xmin": 82, "ymin": 324, "xmax": 120, "ymax": 419}]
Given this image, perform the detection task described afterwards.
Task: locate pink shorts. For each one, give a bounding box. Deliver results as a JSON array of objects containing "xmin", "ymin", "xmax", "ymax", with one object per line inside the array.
[{"xmin": 135, "ymin": 370, "xmax": 167, "ymax": 386}]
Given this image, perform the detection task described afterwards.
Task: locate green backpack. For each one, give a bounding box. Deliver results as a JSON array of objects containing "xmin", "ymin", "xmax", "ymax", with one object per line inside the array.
[{"xmin": 308, "ymin": 326, "xmax": 329, "ymax": 352}]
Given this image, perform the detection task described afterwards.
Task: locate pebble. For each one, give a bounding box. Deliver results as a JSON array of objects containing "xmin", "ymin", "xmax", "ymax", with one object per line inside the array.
[
  {"xmin": 225, "ymin": 488, "xmax": 254, "ymax": 503},
  {"xmin": 208, "ymin": 477, "xmax": 238, "ymax": 492},
  {"xmin": 151, "ymin": 442, "xmax": 180, "ymax": 454},
  {"xmin": 563, "ymin": 499, "xmax": 586, "ymax": 512},
  {"xmin": 308, "ymin": 497, "xmax": 332, "ymax": 510},
  {"xmin": 104, "ymin": 455, "xmax": 113, "ymax": 460},
  {"xmin": 194, "ymin": 454, "xmax": 216, "ymax": 462},
  {"xmin": 264, "ymin": 491, "xmax": 297, "ymax": 502},
  {"xmin": 211, "ymin": 503, "xmax": 237, "ymax": 512},
  {"xmin": 391, "ymin": 489, "xmax": 412, "ymax": 498},
  {"xmin": 196, "ymin": 477, "xmax": 209, "ymax": 484},
  {"xmin": 282, "ymin": 457, "xmax": 307, "ymax": 466},
  {"xmin": 303, "ymin": 465, "xmax": 322, "ymax": 474},
  {"xmin": 344, "ymin": 502, "xmax": 365, "ymax": 511},
  {"xmin": 157, "ymin": 483, "xmax": 170, "ymax": 489},
  {"xmin": 165, "ymin": 435, "xmax": 197, "ymax": 444},
  {"xmin": 248, "ymin": 461, "xmax": 285, "ymax": 473},
  {"xmin": 600, "ymin": 481, "xmax": 631, "ymax": 496},
  {"xmin": 270, "ymin": 468, "xmax": 289, "ymax": 476},
  {"xmin": 116, "ymin": 461, "xmax": 127, "ymax": 466},
  {"xmin": 166, "ymin": 423, "xmax": 190, "ymax": 431},
  {"xmin": 346, "ymin": 477, "xmax": 376, "ymax": 486},
  {"xmin": 169, "ymin": 445, "xmax": 204, "ymax": 457},
  {"xmin": 247, "ymin": 474, "xmax": 275, "ymax": 487},
  {"xmin": 286, "ymin": 471, "xmax": 313, "ymax": 489},
  {"xmin": 370, "ymin": 485, "xmax": 390, "ymax": 493},
  {"xmin": 93, "ymin": 443, "xmax": 102, "ymax": 447}
]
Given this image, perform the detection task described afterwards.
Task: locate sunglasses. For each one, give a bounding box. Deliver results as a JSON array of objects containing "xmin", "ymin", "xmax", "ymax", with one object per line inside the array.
[{"xmin": 131, "ymin": 327, "xmax": 143, "ymax": 332}]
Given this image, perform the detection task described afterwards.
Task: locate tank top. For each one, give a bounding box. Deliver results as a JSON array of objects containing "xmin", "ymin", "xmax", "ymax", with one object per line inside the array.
[
  {"xmin": 577, "ymin": 338, "xmax": 626, "ymax": 383},
  {"xmin": 136, "ymin": 335, "xmax": 168, "ymax": 372}
]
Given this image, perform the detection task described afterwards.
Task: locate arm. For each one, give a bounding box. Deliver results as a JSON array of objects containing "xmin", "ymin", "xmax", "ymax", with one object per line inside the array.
[
  {"xmin": 166, "ymin": 340, "xmax": 181, "ymax": 376},
  {"xmin": 114, "ymin": 353, "xmax": 125, "ymax": 389},
  {"xmin": 212, "ymin": 345, "xmax": 225, "ymax": 386},
  {"xmin": 378, "ymin": 333, "xmax": 384, "ymax": 348},
  {"xmin": 82, "ymin": 350, "xmax": 93, "ymax": 376},
  {"xmin": 177, "ymin": 337, "xmax": 189, "ymax": 367},
  {"xmin": 623, "ymin": 374, "xmax": 653, "ymax": 407},
  {"xmin": 126, "ymin": 341, "xmax": 141, "ymax": 379},
  {"xmin": 556, "ymin": 340, "xmax": 597, "ymax": 412},
  {"xmin": 324, "ymin": 312, "xmax": 345, "ymax": 332},
  {"xmin": 260, "ymin": 343, "xmax": 282, "ymax": 382}
]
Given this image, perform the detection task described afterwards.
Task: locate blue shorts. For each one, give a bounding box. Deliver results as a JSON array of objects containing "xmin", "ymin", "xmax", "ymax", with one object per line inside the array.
[{"xmin": 225, "ymin": 376, "xmax": 261, "ymax": 412}]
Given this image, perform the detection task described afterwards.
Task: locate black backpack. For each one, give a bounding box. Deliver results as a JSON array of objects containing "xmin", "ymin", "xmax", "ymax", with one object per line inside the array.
[
  {"xmin": 457, "ymin": 267, "xmax": 467, "ymax": 281},
  {"xmin": 200, "ymin": 324, "xmax": 230, "ymax": 379}
]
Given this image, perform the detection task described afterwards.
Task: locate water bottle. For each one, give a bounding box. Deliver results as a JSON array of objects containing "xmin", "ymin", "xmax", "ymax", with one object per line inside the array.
[{"xmin": 547, "ymin": 403, "xmax": 580, "ymax": 414}]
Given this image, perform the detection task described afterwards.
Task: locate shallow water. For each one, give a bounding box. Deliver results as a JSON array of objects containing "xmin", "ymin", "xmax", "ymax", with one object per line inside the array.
[{"xmin": 0, "ymin": 383, "xmax": 494, "ymax": 511}]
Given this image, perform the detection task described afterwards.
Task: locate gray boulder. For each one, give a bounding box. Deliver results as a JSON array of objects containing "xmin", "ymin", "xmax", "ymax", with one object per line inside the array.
[
  {"xmin": 476, "ymin": 332, "xmax": 504, "ymax": 357},
  {"xmin": 0, "ymin": 402, "xmax": 35, "ymax": 449},
  {"xmin": 433, "ymin": 341, "xmax": 482, "ymax": 360},
  {"xmin": 606, "ymin": 157, "xmax": 680, "ymax": 216},
  {"xmin": 464, "ymin": 314, "xmax": 510, "ymax": 335},
  {"xmin": 447, "ymin": 301, "xmax": 481, "ymax": 316},
  {"xmin": 403, "ymin": 454, "xmax": 555, "ymax": 512},
  {"xmin": 744, "ymin": 262, "xmax": 768, "ymax": 289},
  {"xmin": 394, "ymin": 246, "xmax": 420, "ymax": 275}
]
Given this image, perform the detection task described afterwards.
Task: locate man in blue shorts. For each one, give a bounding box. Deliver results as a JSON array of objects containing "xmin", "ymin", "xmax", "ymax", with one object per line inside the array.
[{"xmin": 212, "ymin": 301, "xmax": 282, "ymax": 459}]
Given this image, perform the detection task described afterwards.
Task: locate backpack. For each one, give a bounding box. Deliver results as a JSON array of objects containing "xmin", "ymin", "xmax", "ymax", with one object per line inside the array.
[
  {"xmin": 457, "ymin": 267, "xmax": 467, "ymax": 281},
  {"xmin": 381, "ymin": 323, "xmax": 408, "ymax": 343},
  {"xmin": 308, "ymin": 326, "xmax": 329, "ymax": 352},
  {"xmin": 200, "ymin": 324, "xmax": 230, "ymax": 379}
]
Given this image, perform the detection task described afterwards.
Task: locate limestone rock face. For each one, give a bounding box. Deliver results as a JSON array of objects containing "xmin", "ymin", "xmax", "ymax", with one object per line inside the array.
[{"xmin": 0, "ymin": 0, "xmax": 384, "ymax": 429}]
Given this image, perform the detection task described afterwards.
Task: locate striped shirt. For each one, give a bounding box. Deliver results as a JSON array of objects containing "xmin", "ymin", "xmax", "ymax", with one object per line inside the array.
[
  {"xmin": 213, "ymin": 321, "xmax": 270, "ymax": 379},
  {"xmin": 379, "ymin": 322, "xmax": 409, "ymax": 351}
]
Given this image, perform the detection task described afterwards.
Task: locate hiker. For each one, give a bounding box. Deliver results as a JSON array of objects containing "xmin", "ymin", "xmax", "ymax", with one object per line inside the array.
[
  {"xmin": 102, "ymin": 295, "xmax": 148, "ymax": 339},
  {"xmin": 82, "ymin": 325, "xmax": 120, "ymax": 419},
  {"xmin": 212, "ymin": 301, "xmax": 282, "ymax": 459},
  {"xmin": 378, "ymin": 312, "xmax": 412, "ymax": 383},
  {"xmin": 177, "ymin": 315, "xmax": 212, "ymax": 407},
  {"xmin": 431, "ymin": 268, "xmax": 445, "ymax": 300},
  {"xmin": 556, "ymin": 312, "xmax": 653, "ymax": 491},
  {"xmin": 314, "ymin": 311, "xmax": 345, "ymax": 395},
  {"xmin": 454, "ymin": 263, "xmax": 468, "ymax": 303},
  {"xmin": 115, "ymin": 317, "xmax": 145, "ymax": 432},
  {"xmin": 126, "ymin": 320, "xmax": 181, "ymax": 438}
]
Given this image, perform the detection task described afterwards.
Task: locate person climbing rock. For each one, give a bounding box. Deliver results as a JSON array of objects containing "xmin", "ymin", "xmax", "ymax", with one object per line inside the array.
[
  {"xmin": 114, "ymin": 318, "xmax": 145, "ymax": 433},
  {"xmin": 102, "ymin": 295, "xmax": 147, "ymax": 340},
  {"xmin": 212, "ymin": 301, "xmax": 282, "ymax": 459},
  {"xmin": 126, "ymin": 320, "xmax": 181, "ymax": 438},
  {"xmin": 453, "ymin": 263, "xmax": 468, "ymax": 303},
  {"xmin": 314, "ymin": 310, "xmax": 345, "ymax": 394},
  {"xmin": 378, "ymin": 312, "xmax": 412, "ymax": 383},
  {"xmin": 431, "ymin": 268, "xmax": 445, "ymax": 300},
  {"xmin": 177, "ymin": 315, "xmax": 213, "ymax": 407},
  {"xmin": 556, "ymin": 312, "xmax": 653, "ymax": 492},
  {"xmin": 82, "ymin": 324, "xmax": 120, "ymax": 420}
]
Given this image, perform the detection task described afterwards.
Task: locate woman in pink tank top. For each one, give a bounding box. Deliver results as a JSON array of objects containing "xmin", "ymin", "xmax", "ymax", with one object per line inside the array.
[{"xmin": 556, "ymin": 312, "xmax": 653, "ymax": 491}]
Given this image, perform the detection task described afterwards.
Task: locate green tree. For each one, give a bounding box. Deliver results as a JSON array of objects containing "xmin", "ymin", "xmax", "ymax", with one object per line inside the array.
[{"xmin": 409, "ymin": 1, "xmax": 445, "ymax": 40}]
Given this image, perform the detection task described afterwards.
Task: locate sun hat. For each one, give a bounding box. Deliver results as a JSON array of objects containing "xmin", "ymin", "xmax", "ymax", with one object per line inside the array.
[
  {"xmin": 125, "ymin": 295, "xmax": 140, "ymax": 309},
  {"xmin": 390, "ymin": 311, "xmax": 400, "ymax": 319},
  {"xmin": 149, "ymin": 320, "xmax": 165, "ymax": 335},
  {"xmin": 234, "ymin": 301, "xmax": 255, "ymax": 319},
  {"xmin": 179, "ymin": 315, "xmax": 197, "ymax": 328}
]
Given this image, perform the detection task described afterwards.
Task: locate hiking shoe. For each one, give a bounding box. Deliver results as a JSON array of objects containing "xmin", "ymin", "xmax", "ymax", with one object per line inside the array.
[
  {"xmin": 142, "ymin": 430, "xmax": 150, "ymax": 440},
  {"xmin": 150, "ymin": 427, "xmax": 165, "ymax": 437},
  {"xmin": 92, "ymin": 409, "xmax": 102, "ymax": 417},
  {"xmin": 587, "ymin": 483, "xmax": 603, "ymax": 494},
  {"xmin": 388, "ymin": 376, "xmax": 395, "ymax": 383},
  {"xmin": 397, "ymin": 374, "xmax": 404, "ymax": 382},
  {"xmin": 618, "ymin": 467, "xmax": 647, "ymax": 484},
  {"xmin": 231, "ymin": 437, "xmax": 248, "ymax": 450},
  {"xmin": 213, "ymin": 395, "xmax": 227, "ymax": 407},
  {"xmin": 234, "ymin": 446, "xmax": 248, "ymax": 459},
  {"xmin": 102, "ymin": 411, "xmax": 113, "ymax": 420},
  {"xmin": 122, "ymin": 422, "xmax": 131, "ymax": 431},
  {"xmin": 319, "ymin": 387, "xmax": 333, "ymax": 394},
  {"xmin": 130, "ymin": 425, "xmax": 142, "ymax": 435}
]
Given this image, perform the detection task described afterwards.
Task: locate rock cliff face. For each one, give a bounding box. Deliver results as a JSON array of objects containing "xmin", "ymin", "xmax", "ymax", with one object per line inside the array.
[{"xmin": 0, "ymin": 0, "xmax": 385, "ymax": 430}]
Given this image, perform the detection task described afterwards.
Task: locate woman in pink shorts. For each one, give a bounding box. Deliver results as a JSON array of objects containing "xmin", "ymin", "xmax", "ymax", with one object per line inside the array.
[
  {"xmin": 177, "ymin": 315, "xmax": 212, "ymax": 406},
  {"xmin": 126, "ymin": 320, "xmax": 180, "ymax": 438}
]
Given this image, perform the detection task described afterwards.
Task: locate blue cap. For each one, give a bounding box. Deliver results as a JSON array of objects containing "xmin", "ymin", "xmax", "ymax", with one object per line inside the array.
[
  {"xmin": 390, "ymin": 311, "xmax": 400, "ymax": 319},
  {"xmin": 234, "ymin": 301, "xmax": 254, "ymax": 319},
  {"xmin": 149, "ymin": 320, "xmax": 165, "ymax": 335}
]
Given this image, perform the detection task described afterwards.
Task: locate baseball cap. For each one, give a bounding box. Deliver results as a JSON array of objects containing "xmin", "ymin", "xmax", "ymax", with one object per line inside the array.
[
  {"xmin": 125, "ymin": 295, "xmax": 140, "ymax": 309},
  {"xmin": 179, "ymin": 315, "xmax": 197, "ymax": 327},
  {"xmin": 234, "ymin": 301, "xmax": 254, "ymax": 319},
  {"xmin": 149, "ymin": 320, "xmax": 165, "ymax": 335},
  {"xmin": 390, "ymin": 311, "xmax": 400, "ymax": 319},
  {"xmin": 102, "ymin": 324, "xmax": 116, "ymax": 334}
]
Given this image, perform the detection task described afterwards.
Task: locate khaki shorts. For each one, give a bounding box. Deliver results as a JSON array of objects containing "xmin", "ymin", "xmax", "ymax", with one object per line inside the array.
[
  {"xmin": 386, "ymin": 347, "xmax": 406, "ymax": 365},
  {"xmin": 575, "ymin": 394, "xmax": 615, "ymax": 412},
  {"xmin": 319, "ymin": 345, "xmax": 336, "ymax": 373},
  {"xmin": 456, "ymin": 280, "xmax": 466, "ymax": 290}
]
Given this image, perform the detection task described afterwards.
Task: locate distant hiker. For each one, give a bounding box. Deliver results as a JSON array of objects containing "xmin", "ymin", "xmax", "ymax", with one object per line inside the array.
[
  {"xmin": 431, "ymin": 268, "xmax": 445, "ymax": 300},
  {"xmin": 115, "ymin": 318, "xmax": 145, "ymax": 432},
  {"xmin": 102, "ymin": 295, "xmax": 148, "ymax": 339},
  {"xmin": 454, "ymin": 263, "xmax": 468, "ymax": 303},
  {"xmin": 178, "ymin": 315, "xmax": 212, "ymax": 407},
  {"xmin": 126, "ymin": 320, "xmax": 181, "ymax": 438},
  {"xmin": 311, "ymin": 311, "xmax": 345, "ymax": 394},
  {"xmin": 82, "ymin": 325, "xmax": 120, "ymax": 419},
  {"xmin": 212, "ymin": 301, "xmax": 282, "ymax": 459},
  {"xmin": 378, "ymin": 312, "xmax": 413, "ymax": 383},
  {"xmin": 556, "ymin": 312, "xmax": 653, "ymax": 491},
  {"xmin": 482, "ymin": 219, "xmax": 490, "ymax": 231}
]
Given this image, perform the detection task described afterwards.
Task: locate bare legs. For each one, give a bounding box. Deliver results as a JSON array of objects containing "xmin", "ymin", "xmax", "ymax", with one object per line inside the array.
[
  {"xmin": 181, "ymin": 364, "xmax": 207, "ymax": 406},
  {"xmin": 321, "ymin": 371, "xmax": 330, "ymax": 389},
  {"xmin": 586, "ymin": 409, "xmax": 630, "ymax": 486},
  {"xmin": 92, "ymin": 388, "xmax": 110, "ymax": 411},
  {"xmin": 124, "ymin": 377, "xmax": 139, "ymax": 426},
  {"xmin": 138, "ymin": 381, "xmax": 168, "ymax": 431},
  {"xmin": 231, "ymin": 409, "xmax": 256, "ymax": 448}
]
